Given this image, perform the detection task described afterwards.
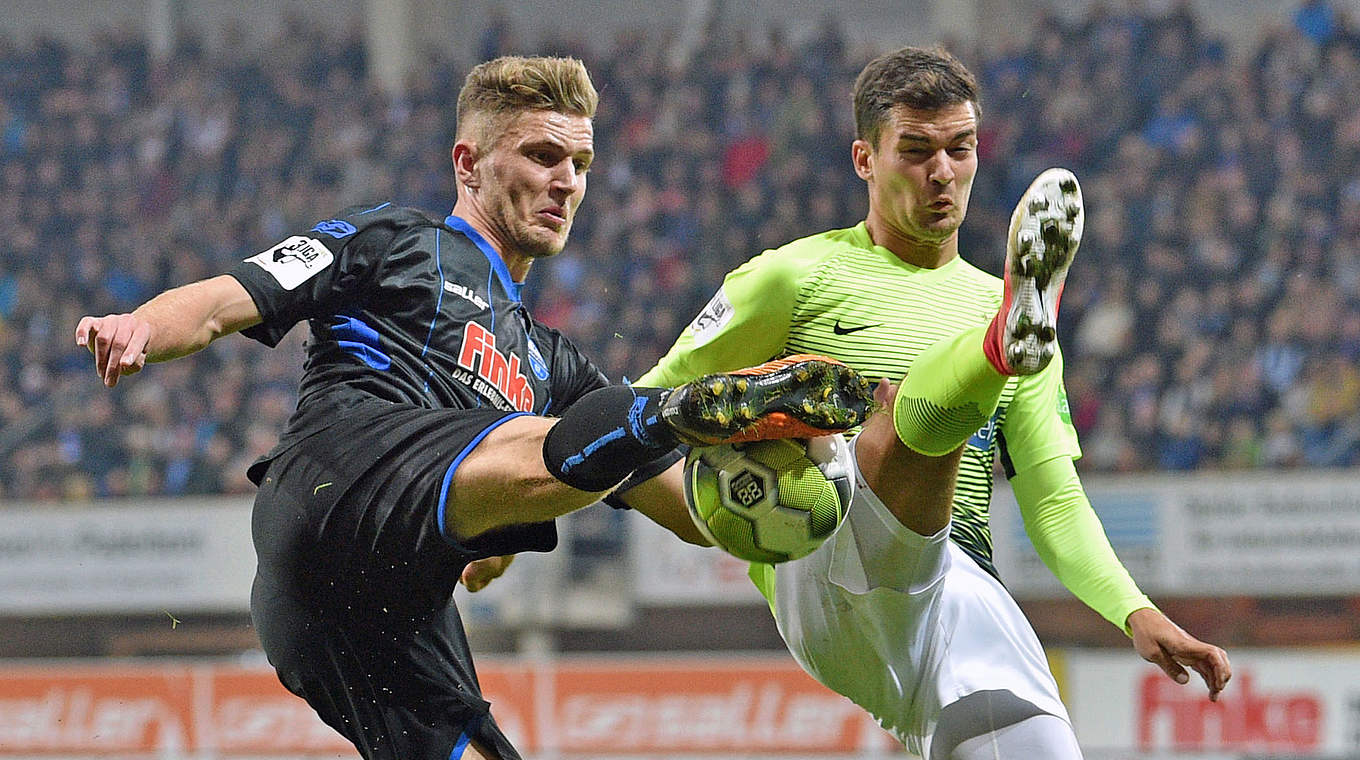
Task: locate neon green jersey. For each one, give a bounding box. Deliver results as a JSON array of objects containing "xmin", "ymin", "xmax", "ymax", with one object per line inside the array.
[{"xmin": 637, "ymin": 222, "xmax": 1081, "ymax": 577}]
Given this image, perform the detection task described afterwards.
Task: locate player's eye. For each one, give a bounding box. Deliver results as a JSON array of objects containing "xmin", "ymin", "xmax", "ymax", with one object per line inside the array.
[{"xmin": 573, "ymin": 158, "xmax": 592, "ymax": 174}]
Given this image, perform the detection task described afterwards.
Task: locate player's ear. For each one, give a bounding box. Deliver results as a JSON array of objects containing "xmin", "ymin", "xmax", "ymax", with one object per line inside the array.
[
  {"xmin": 453, "ymin": 141, "xmax": 480, "ymax": 189},
  {"xmin": 851, "ymin": 139, "xmax": 874, "ymax": 181}
]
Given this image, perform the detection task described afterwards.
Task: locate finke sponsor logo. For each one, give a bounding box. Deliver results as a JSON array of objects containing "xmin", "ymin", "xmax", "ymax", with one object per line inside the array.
[
  {"xmin": 458, "ymin": 322, "xmax": 534, "ymax": 412},
  {"xmin": 245, "ymin": 236, "xmax": 333, "ymax": 290},
  {"xmin": 1138, "ymin": 672, "xmax": 1322, "ymax": 751}
]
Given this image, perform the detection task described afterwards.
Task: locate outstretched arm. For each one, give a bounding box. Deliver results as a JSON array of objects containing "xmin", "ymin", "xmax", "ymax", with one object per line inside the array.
[
  {"xmin": 75, "ymin": 275, "xmax": 262, "ymax": 387},
  {"xmin": 1013, "ymin": 455, "xmax": 1231, "ymax": 700}
]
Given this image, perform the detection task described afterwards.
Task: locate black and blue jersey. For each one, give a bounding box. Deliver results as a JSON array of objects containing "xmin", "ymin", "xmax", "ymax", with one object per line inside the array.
[{"xmin": 228, "ymin": 202, "xmax": 610, "ymax": 461}]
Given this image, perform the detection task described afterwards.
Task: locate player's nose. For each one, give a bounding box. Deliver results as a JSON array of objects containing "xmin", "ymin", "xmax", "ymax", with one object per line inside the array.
[
  {"xmin": 548, "ymin": 159, "xmax": 581, "ymax": 195},
  {"xmin": 927, "ymin": 151, "xmax": 955, "ymax": 185}
]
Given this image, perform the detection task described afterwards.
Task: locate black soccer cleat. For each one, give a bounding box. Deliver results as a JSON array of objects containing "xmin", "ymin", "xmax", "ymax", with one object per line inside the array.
[{"xmin": 661, "ymin": 354, "xmax": 875, "ymax": 446}]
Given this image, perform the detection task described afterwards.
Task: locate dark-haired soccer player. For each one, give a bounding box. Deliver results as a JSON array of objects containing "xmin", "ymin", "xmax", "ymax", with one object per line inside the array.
[
  {"xmin": 76, "ymin": 56, "xmax": 871, "ymax": 760},
  {"xmin": 639, "ymin": 47, "xmax": 1230, "ymax": 758}
]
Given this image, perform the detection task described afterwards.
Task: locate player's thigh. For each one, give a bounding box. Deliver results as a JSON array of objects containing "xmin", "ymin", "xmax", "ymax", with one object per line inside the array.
[
  {"xmin": 446, "ymin": 414, "xmax": 604, "ymax": 538},
  {"xmin": 770, "ymin": 471, "xmax": 954, "ymax": 704},
  {"xmin": 255, "ymin": 400, "xmax": 557, "ymax": 570},
  {"xmin": 931, "ymin": 692, "xmax": 1081, "ymax": 760},
  {"xmin": 934, "ymin": 550, "xmax": 1068, "ymax": 717},
  {"xmin": 850, "ymin": 395, "xmax": 963, "ymax": 536},
  {"xmin": 783, "ymin": 435, "xmax": 955, "ymax": 599}
]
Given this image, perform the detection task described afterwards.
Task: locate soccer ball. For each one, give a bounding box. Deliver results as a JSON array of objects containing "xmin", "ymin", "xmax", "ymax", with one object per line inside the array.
[{"xmin": 683, "ymin": 435, "xmax": 854, "ymax": 564}]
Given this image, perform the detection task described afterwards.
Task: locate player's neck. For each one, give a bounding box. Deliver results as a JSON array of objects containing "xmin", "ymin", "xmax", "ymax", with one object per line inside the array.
[
  {"xmin": 450, "ymin": 201, "xmax": 533, "ymax": 281},
  {"xmin": 863, "ymin": 217, "xmax": 959, "ymax": 269}
]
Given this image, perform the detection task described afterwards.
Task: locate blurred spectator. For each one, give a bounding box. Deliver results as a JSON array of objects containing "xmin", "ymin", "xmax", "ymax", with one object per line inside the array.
[{"xmin": 4, "ymin": 2, "xmax": 1360, "ymax": 505}]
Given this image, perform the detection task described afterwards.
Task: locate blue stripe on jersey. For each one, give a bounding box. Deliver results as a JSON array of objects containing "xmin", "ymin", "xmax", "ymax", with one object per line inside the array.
[
  {"xmin": 444, "ymin": 214, "xmax": 522, "ymax": 302},
  {"xmin": 356, "ymin": 201, "xmax": 392, "ymax": 215},
  {"xmin": 449, "ymin": 731, "xmax": 471, "ymax": 760},
  {"xmin": 421, "ymin": 230, "xmax": 448, "ymax": 393},
  {"xmin": 436, "ymin": 411, "xmax": 532, "ymax": 540},
  {"xmin": 329, "ymin": 314, "xmax": 391, "ymax": 370}
]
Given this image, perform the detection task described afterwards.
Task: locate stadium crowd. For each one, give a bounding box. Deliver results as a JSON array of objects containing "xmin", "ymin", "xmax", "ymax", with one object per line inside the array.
[{"xmin": 3, "ymin": 3, "xmax": 1360, "ymax": 503}]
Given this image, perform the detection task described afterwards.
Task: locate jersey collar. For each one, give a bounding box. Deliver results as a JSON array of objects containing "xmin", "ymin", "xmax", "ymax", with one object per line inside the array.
[
  {"xmin": 849, "ymin": 221, "xmax": 963, "ymax": 278},
  {"xmin": 444, "ymin": 214, "xmax": 523, "ymax": 302}
]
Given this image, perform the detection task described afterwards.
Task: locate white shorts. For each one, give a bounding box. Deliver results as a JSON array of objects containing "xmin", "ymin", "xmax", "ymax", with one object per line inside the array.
[{"xmin": 769, "ymin": 437, "xmax": 1071, "ymax": 756}]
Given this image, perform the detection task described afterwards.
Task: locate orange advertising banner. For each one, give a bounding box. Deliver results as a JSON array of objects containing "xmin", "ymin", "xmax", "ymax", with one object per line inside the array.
[
  {"xmin": 0, "ymin": 658, "xmax": 899, "ymax": 755},
  {"xmin": 542, "ymin": 660, "xmax": 896, "ymax": 753},
  {"xmin": 0, "ymin": 665, "xmax": 194, "ymax": 752}
]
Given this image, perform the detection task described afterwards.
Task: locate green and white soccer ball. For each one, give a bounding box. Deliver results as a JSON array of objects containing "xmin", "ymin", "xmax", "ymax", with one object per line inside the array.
[{"xmin": 683, "ymin": 435, "xmax": 855, "ymax": 564}]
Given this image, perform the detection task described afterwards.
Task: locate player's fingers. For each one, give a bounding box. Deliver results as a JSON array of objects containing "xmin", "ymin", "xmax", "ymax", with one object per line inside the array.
[
  {"xmin": 1148, "ymin": 645, "xmax": 1190, "ymax": 685},
  {"xmin": 119, "ymin": 322, "xmax": 152, "ymax": 374},
  {"xmin": 460, "ymin": 561, "xmax": 492, "ymax": 592},
  {"xmin": 462, "ymin": 572, "xmax": 490, "ymax": 592},
  {"xmin": 1183, "ymin": 646, "xmax": 1232, "ymax": 700},
  {"xmin": 872, "ymin": 379, "xmax": 897, "ymax": 406},
  {"xmin": 75, "ymin": 316, "xmax": 97, "ymax": 349},
  {"xmin": 102, "ymin": 318, "xmax": 139, "ymax": 387},
  {"xmin": 90, "ymin": 319, "xmax": 116, "ymax": 382}
]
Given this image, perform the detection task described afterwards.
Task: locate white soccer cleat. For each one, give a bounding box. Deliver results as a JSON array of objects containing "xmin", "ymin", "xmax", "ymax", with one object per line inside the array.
[{"xmin": 985, "ymin": 168, "xmax": 1083, "ymax": 375}]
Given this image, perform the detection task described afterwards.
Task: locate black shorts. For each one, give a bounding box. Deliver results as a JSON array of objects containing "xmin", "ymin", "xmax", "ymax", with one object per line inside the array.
[{"xmin": 248, "ymin": 391, "xmax": 557, "ymax": 760}]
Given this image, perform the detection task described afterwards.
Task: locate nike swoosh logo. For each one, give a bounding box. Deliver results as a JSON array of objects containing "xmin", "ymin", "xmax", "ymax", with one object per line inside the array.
[{"xmin": 832, "ymin": 321, "xmax": 881, "ymax": 335}]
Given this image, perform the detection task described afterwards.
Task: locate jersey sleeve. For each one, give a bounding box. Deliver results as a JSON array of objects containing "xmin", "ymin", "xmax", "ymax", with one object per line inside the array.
[
  {"xmin": 1010, "ymin": 456, "xmax": 1155, "ymax": 633},
  {"xmin": 227, "ymin": 204, "xmax": 429, "ymax": 347},
  {"xmin": 996, "ymin": 345, "xmax": 1081, "ymax": 475},
  {"xmin": 636, "ymin": 248, "xmax": 803, "ymax": 387},
  {"xmin": 1000, "ymin": 347, "xmax": 1151, "ymax": 633}
]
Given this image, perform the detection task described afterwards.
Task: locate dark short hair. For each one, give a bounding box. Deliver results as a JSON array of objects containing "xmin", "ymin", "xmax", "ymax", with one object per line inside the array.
[{"xmin": 852, "ymin": 46, "xmax": 980, "ymax": 146}]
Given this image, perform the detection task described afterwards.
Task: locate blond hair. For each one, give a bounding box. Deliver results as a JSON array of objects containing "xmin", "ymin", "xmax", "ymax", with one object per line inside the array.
[{"xmin": 456, "ymin": 56, "xmax": 598, "ymax": 145}]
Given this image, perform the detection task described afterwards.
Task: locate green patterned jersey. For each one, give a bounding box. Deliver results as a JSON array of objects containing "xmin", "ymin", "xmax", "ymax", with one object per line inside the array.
[{"xmin": 638, "ymin": 222, "xmax": 1081, "ymax": 575}]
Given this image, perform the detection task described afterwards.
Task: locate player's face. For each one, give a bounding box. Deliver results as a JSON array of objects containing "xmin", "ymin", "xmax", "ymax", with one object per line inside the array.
[
  {"xmin": 475, "ymin": 109, "xmax": 593, "ymax": 261},
  {"xmin": 855, "ymin": 102, "xmax": 978, "ymax": 246}
]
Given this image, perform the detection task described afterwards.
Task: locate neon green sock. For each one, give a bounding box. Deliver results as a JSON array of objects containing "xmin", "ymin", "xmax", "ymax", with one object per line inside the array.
[{"xmin": 893, "ymin": 326, "xmax": 1006, "ymax": 456}]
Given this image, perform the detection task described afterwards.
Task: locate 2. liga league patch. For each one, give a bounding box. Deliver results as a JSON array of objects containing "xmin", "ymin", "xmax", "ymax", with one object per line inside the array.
[{"xmin": 246, "ymin": 236, "xmax": 334, "ymax": 290}]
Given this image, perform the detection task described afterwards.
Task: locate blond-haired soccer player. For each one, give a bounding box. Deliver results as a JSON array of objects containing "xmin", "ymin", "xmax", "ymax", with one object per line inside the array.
[
  {"xmin": 638, "ymin": 47, "xmax": 1231, "ymax": 758},
  {"xmin": 75, "ymin": 56, "xmax": 871, "ymax": 760}
]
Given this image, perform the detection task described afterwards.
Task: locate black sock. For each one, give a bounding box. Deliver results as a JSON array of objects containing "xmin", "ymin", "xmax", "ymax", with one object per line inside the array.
[{"xmin": 542, "ymin": 385, "xmax": 679, "ymax": 492}]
